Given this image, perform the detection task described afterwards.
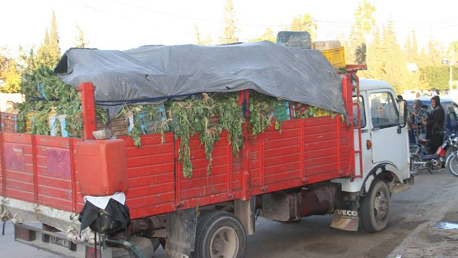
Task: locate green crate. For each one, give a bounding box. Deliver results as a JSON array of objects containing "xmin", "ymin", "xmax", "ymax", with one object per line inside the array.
[
  {"xmin": 272, "ymin": 100, "xmax": 291, "ymax": 121},
  {"xmin": 138, "ymin": 105, "xmax": 169, "ymax": 134}
]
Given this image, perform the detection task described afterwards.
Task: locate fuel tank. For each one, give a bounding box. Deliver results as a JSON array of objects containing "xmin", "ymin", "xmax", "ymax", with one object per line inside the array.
[{"xmin": 75, "ymin": 139, "xmax": 128, "ymax": 196}]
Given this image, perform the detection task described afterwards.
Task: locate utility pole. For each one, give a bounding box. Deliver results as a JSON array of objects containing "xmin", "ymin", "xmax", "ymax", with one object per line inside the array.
[
  {"xmin": 450, "ymin": 50, "xmax": 455, "ymax": 92},
  {"xmin": 450, "ymin": 62, "xmax": 453, "ymax": 92}
]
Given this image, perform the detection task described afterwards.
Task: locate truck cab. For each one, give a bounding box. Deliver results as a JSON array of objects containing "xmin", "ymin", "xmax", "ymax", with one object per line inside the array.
[
  {"xmin": 332, "ymin": 78, "xmax": 411, "ymax": 232},
  {"xmin": 354, "ymin": 78, "xmax": 409, "ymax": 185}
]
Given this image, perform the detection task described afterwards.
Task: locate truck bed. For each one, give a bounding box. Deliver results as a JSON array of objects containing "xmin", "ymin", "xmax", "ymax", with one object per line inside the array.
[{"xmin": 0, "ymin": 115, "xmax": 355, "ymax": 219}]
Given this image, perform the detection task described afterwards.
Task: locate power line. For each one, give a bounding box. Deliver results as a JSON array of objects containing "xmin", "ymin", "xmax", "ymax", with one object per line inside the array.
[
  {"xmin": 100, "ymin": 0, "xmax": 458, "ymax": 29},
  {"xmin": 54, "ymin": 0, "xmax": 458, "ymax": 46}
]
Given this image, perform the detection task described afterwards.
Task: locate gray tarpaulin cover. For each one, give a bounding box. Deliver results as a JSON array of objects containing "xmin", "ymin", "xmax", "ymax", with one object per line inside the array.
[{"xmin": 55, "ymin": 41, "xmax": 346, "ymax": 118}]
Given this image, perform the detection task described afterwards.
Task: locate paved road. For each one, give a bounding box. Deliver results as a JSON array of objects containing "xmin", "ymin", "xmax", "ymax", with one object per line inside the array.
[
  {"xmin": 0, "ymin": 221, "xmax": 60, "ymax": 258},
  {"xmin": 2, "ymin": 169, "xmax": 458, "ymax": 258}
]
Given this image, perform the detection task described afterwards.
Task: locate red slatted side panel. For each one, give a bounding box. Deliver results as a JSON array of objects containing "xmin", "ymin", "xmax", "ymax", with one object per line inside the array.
[
  {"xmin": 179, "ymin": 132, "xmax": 232, "ymax": 201},
  {"xmin": 71, "ymin": 139, "xmax": 85, "ymax": 213},
  {"xmin": 248, "ymin": 137, "xmax": 262, "ymax": 188},
  {"xmin": 249, "ymin": 116, "xmax": 351, "ymax": 195},
  {"xmin": 2, "ymin": 133, "xmax": 34, "ymax": 202},
  {"xmin": 303, "ymin": 116, "xmax": 349, "ymax": 181},
  {"xmin": 263, "ymin": 121, "xmax": 302, "ymax": 186},
  {"xmin": 121, "ymin": 133, "xmax": 175, "ymax": 219},
  {"xmin": 231, "ymin": 147, "xmax": 243, "ymax": 191},
  {"xmin": 35, "ymin": 136, "xmax": 73, "ymax": 211},
  {"xmin": 0, "ymin": 132, "xmax": 4, "ymax": 196}
]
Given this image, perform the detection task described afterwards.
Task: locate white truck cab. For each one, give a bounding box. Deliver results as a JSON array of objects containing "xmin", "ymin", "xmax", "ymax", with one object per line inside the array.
[
  {"xmin": 332, "ymin": 78, "xmax": 411, "ymax": 232},
  {"xmin": 343, "ymin": 78, "xmax": 410, "ymax": 191}
]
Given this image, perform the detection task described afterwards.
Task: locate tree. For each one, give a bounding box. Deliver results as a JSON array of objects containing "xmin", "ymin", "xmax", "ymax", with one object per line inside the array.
[
  {"xmin": 448, "ymin": 41, "xmax": 458, "ymax": 63},
  {"xmin": 345, "ymin": 1, "xmax": 376, "ymax": 64},
  {"xmin": 378, "ymin": 21, "xmax": 409, "ymax": 93},
  {"xmin": 344, "ymin": 26, "xmax": 364, "ymax": 64},
  {"xmin": 0, "ymin": 47, "xmax": 10, "ymax": 85},
  {"xmin": 360, "ymin": 27, "xmax": 382, "ymax": 79},
  {"xmin": 405, "ymin": 34, "xmax": 412, "ymax": 61},
  {"xmin": 249, "ymin": 28, "xmax": 276, "ymax": 43},
  {"xmin": 411, "ymin": 30, "xmax": 419, "ymax": 62},
  {"xmin": 18, "ymin": 45, "xmax": 39, "ymax": 73},
  {"xmin": 195, "ymin": 24, "xmax": 213, "ymax": 45},
  {"xmin": 219, "ymin": 0, "xmax": 239, "ymax": 44},
  {"xmin": 424, "ymin": 36, "xmax": 442, "ymax": 66},
  {"xmin": 49, "ymin": 11, "xmax": 60, "ymax": 57},
  {"xmin": 421, "ymin": 66, "xmax": 458, "ymax": 90},
  {"xmin": 74, "ymin": 24, "xmax": 89, "ymax": 48},
  {"xmin": 0, "ymin": 48, "xmax": 22, "ymax": 93},
  {"xmin": 346, "ymin": 1, "xmax": 376, "ymax": 64},
  {"xmin": 2, "ymin": 59, "xmax": 21, "ymax": 93},
  {"xmin": 354, "ymin": 0, "xmax": 376, "ymax": 38},
  {"xmin": 404, "ymin": 31, "xmax": 420, "ymax": 63},
  {"xmin": 37, "ymin": 11, "xmax": 61, "ymax": 69},
  {"xmin": 362, "ymin": 21, "xmax": 408, "ymax": 93},
  {"xmin": 289, "ymin": 14, "xmax": 317, "ymax": 41},
  {"xmin": 355, "ymin": 43, "xmax": 366, "ymax": 64}
]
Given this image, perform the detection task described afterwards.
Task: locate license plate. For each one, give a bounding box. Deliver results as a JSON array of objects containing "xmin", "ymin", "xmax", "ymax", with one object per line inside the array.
[{"xmin": 50, "ymin": 235, "xmax": 72, "ymax": 249}]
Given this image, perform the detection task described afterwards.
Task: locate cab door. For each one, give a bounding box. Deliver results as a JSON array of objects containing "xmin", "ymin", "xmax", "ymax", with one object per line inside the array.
[{"xmin": 369, "ymin": 91, "xmax": 408, "ymax": 172}]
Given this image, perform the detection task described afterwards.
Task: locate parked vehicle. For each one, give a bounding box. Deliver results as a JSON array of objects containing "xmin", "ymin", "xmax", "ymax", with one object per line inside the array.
[
  {"xmin": 0, "ymin": 45, "xmax": 412, "ymax": 258},
  {"xmin": 410, "ymin": 130, "xmax": 458, "ymax": 176}
]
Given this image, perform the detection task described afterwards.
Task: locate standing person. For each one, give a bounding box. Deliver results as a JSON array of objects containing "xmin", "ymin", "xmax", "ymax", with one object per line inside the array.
[
  {"xmin": 411, "ymin": 99, "xmax": 428, "ymax": 143},
  {"xmin": 423, "ymin": 96, "xmax": 445, "ymax": 153}
]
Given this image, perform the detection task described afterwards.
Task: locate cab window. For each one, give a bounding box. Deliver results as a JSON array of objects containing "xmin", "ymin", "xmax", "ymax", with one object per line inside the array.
[
  {"xmin": 369, "ymin": 92, "xmax": 399, "ymax": 128},
  {"xmin": 353, "ymin": 96, "xmax": 366, "ymax": 128}
]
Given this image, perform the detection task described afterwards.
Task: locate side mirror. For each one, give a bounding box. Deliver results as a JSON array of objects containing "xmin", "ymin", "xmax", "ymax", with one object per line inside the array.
[{"xmin": 399, "ymin": 100, "xmax": 407, "ymax": 128}]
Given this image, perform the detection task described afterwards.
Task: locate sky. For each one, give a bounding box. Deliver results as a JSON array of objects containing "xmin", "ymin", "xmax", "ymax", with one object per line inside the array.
[{"xmin": 1, "ymin": 0, "xmax": 457, "ymax": 57}]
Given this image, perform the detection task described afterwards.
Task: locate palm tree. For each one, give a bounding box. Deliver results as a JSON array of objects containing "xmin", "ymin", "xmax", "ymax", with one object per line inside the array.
[
  {"xmin": 355, "ymin": 43, "xmax": 367, "ymax": 64},
  {"xmin": 355, "ymin": 0, "xmax": 376, "ymax": 37},
  {"xmin": 290, "ymin": 13, "xmax": 318, "ymax": 41}
]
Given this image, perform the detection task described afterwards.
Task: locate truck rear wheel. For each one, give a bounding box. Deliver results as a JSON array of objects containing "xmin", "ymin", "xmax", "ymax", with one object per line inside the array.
[
  {"xmin": 192, "ymin": 211, "xmax": 247, "ymax": 258},
  {"xmin": 360, "ymin": 179, "xmax": 390, "ymax": 232}
]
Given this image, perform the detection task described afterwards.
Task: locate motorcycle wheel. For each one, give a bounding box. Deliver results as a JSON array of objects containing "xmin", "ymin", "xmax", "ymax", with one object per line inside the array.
[
  {"xmin": 447, "ymin": 154, "xmax": 458, "ymax": 177},
  {"xmin": 410, "ymin": 154, "xmax": 422, "ymax": 176}
]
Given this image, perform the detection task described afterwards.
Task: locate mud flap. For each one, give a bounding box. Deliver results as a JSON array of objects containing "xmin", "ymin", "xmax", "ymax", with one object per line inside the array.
[
  {"xmin": 165, "ymin": 208, "xmax": 197, "ymax": 258},
  {"xmin": 331, "ymin": 199, "xmax": 359, "ymax": 232},
  {"xmin": 234, "ymin": 198, "xmax": 256, "ymax": 235}
]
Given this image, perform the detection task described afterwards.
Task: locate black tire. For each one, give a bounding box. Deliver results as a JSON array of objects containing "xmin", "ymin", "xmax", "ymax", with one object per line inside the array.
[
  {"xmin": 448, "ymin": 154, "xmax": 458, "ymax": 177},
  {"xmin": 360, "ymin": 179, "xmax": 391, "ymax": 232},
  {"xmin": 192, "ymin": 211, "xmax": 247, "ymax": 258},
  {"xmin": 112, "ymin": 236, "xmax": 155, "ymax": 258}
]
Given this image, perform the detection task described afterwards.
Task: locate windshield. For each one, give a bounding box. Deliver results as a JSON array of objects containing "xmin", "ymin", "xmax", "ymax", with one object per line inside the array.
[{"xmin": 369, "ymin": 92, "xmax": 399, "ymax": 128}]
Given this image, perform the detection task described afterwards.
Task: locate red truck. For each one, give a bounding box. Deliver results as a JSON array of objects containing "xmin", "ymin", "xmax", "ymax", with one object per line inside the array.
[{"xmin": 0, "ymin": 46, "xmax": 412, "ymax": 258}]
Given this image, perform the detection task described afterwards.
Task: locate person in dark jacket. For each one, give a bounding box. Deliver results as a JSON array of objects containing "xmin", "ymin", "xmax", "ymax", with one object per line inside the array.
[{"xmin": 423, "ymin": 95, "xmax": 445, "ymax": 153}]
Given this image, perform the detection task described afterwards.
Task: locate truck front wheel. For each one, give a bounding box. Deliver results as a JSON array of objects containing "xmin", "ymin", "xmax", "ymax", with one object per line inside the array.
[
  {"xmin": 192, "ymin": 211, "xmax": 247, "ymax": 258},
  {"xmin": 360, "ymin": 179, "xmax": 391, "ymax": 232}
]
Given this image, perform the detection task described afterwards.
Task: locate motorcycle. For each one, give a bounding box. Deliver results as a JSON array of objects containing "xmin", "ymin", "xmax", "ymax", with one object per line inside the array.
[{"xmin": 410, "ymin": 132, "xmax": 458, "ymax": 176}]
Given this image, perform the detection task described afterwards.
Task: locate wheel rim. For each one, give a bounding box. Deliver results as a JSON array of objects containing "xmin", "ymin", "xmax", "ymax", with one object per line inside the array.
[
  {"xmin": 210, "ymin": 226, "xmax": 239, "ymax": 258},
  {"xmin": 410, "ymin": 154, "xmax": 422, "ymax": 175},
  {"xmin": 373, "ymin": 190, "xmax": 388, "ymax": 223},
  {"xmin": 449, "ymin": 156, "xmax": 458, "ymax": 176}
]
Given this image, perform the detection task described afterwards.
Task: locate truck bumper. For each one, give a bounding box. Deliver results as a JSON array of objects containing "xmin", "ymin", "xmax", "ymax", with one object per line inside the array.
[
  {"xmin": 13, "ymin": 223, "xmax": 107, "ymax": 258},
  {"xmin": 0, "ymin": 196, "xmax": 80, "ymax": 233}
]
